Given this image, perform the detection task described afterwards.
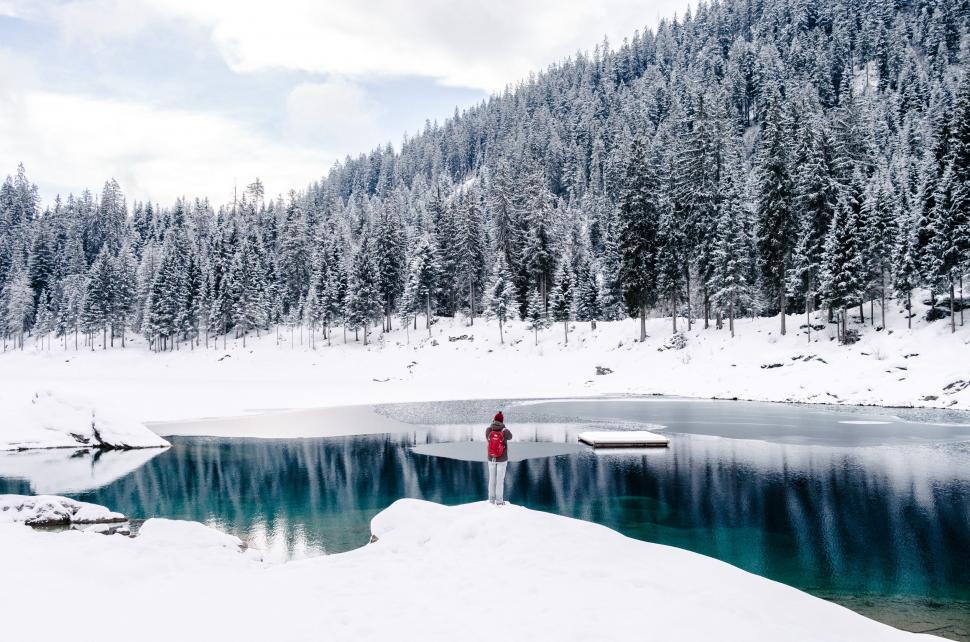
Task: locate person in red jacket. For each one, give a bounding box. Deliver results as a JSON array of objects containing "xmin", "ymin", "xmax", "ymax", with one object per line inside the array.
[{"xmin": 486, "ymin": 411, "xmax": 513, "ymax": 505}]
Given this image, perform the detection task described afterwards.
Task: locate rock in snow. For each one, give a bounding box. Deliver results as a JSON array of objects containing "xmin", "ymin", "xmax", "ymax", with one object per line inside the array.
[
  {"xmin": 0, "ymin": 495, "xmax": 126, "ymax": 526},
  {"xmin": 0, "ymin": 391, "xmax": 170, "ymax": 451},
  {"xmin": 0, "ymin": 498, "xmax": 933, "ymax": 641}
]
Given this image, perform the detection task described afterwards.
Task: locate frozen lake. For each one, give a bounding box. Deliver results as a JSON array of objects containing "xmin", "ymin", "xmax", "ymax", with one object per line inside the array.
[{"xmin": 2, "ymin": 398, "xmax": 968, "ymax": 638}]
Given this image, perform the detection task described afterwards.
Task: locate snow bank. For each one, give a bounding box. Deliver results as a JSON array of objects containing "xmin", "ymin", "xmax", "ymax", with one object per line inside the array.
[
  {"xmin": 0, "ymin": 494, "xmax": 125, "ymax": 525},
  {"xmin": 0, "ymin": 498, "xmax": 933, "ymax": 641},
  {"xmin": 0, "ymin": 391, "xmax": 170, "ymax": 451}
]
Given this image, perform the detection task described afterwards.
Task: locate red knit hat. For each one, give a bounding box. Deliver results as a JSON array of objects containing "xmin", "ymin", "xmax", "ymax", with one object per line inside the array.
[{"xmin": 494, "ymin": 411, "xmax": 504, "ymax": 423}]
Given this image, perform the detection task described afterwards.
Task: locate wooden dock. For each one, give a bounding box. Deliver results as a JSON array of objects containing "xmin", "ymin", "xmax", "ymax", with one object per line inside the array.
[{"xmin": 578, "ymin": 430, "xmax": 669, "ymax": 448}]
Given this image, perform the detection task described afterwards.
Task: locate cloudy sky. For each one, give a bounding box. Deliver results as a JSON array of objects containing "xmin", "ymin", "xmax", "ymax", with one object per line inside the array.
[{"xmin": 0, "ymin": 0, "xmax": 689, "ymax": 205}]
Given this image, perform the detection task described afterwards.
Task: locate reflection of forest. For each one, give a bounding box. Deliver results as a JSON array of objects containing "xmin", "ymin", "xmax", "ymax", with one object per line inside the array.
[{"xmin": 39, "ymin": 430, "xmax": 970, "ymax": 602}]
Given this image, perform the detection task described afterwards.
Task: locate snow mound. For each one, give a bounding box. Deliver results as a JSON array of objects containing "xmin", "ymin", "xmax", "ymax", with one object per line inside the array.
[
  {"xmin": 0, "ymin": 498, "xmax": 930, "ymax": 641},
  {"xmin": 0, "ymin": 391, "xmax": 170, "ymax": 451},
  {"xmin": 366, "ymin": 499, "xmax": 929, "ymax": 641},
  {"xmin": 138, "ymin": 518, "xmax": 245, "ymax": 554},
  {"xmin": 0, "ymin": 494, "xmax": 125, "ymax": 526}
]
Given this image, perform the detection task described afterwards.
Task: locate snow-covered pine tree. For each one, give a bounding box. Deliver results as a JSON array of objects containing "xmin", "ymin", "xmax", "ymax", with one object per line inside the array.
[
  {"xmin": 574, "ymin": 249, "xmax": 601, "ymax": 331},
  {"xmin": 860, "ymin": 167, "xmax": 898, "ymax": 329},
  {"xmin": 233, "ymin": 233, "xmax": 269, "ymax": 347},
  {"xmin": 526, "ymin": 287, "xmax": 548, "ymax": 346},
  {"xmin": 673, "ymin": 89, "xmax": 726, "ymax": 329},
  {"xmin": 344, "ymin": 236, "xmax": 382, "ymax": 345},
  {"xmin": 112, "ymin": 242, "xmax": 138, "ymax": 347},
  {"xmin": 458, "ymin": 190, "xmax": 487, "ymax": 325},
  {"xmin": 597, "ymin": 207, "xmax": 625, "ymax": 321},
  {"xmin": 617, "ymin": 136, "xmax": 660, "ymax": 340},
  {"xmin": 2, "ymin": 265, "xmax": 33, "ymax": 349},
  {"xmin": 33, "ymin": 288, "xmax": 52, "ymax": 350},
  {"xmin": 27, "ymin": 220, "xmax": 57, "ymax": 311},
  {"xmin": 374, "ymin": 202, "xmax": 405, "ymax": 332},
  {"xmin": 82, "ymin": 247, "xmax": 114, "ymax": 350},
  {"xmin": 893, "ymin": 211, "xmax": 921, "ymax": 330},
  {"xmin": 930, "ymin": 163, "xmax": 970, "ymax": 333},
  {"xmin": 277, "ymin": 196, "xmax": 311, "ymax": 317},
  {"xmin": 483, "ymin": 255, "xmax": 515, "ymax": 344},
  {"xmin": 549, "ymin": 256, "xmax": 574, "ymax": 344},
  {"xmin": 402, "ymin": 234, "xmax": 440, "ymax": 337},
  {"xmin": 709, "ymin": 150, "xmax": 753, "ymax": 338},
  {"xmin": 656, "ymin": 201, "xmax": 686, "ymax": 334},
  {"xmin": 945, "ymin": 68, "xmax": 970, "ymax": 327},
  {"xmin": 820, "ymin": 188, "xmax": 865, "ymax": 342},
  {"xmin": 522, "ymin": 192, "xmax": 556, "ymax": 314},
  {"xmin": 755, "ymin": 89, "xmax": 796, "ymax": 335},
  {"xmin": 789, "ymin": 112, "xmax": 837, "ymax": 330},
  {"xmin": 321, "ymin": 241, "xmax": 347, "ymax": 345},
  {"xmin": 146, "ymin": 235, "xmax": 185, "ymax": 350},
  {"xmin": 58, "ymin": 274, "xmax": 86, "ymax": 350}
]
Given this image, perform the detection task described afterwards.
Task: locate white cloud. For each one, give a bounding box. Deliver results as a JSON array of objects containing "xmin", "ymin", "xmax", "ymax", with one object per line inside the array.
[
  {"xmin": 0, "ymin": 89, "xmax": 332, "ymax": 204},
  {"xmin": 285, "ymin": 79, "xmax": 383, "ymax": 149},
  {"xmin": 28, "ymin": 0, "xmax": 691, "ymax": 91},
  {"xmin": 0, "ymin": 0, "xmax": 695, "ymax": 204}
]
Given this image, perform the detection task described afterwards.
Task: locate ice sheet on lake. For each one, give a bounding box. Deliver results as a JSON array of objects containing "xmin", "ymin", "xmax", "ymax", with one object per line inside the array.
[{"xmin": 411, "ymin": 440, "xmax": 585, "ymax": 462}]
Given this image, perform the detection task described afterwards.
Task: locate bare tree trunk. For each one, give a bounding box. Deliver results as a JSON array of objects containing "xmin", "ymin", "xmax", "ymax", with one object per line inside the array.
[
  {"xmin": 779, "ymin": 290, "xmax": 786, "ymax": 336},
  {"xmin": 704, "ymin": 287, "xmax": 710, "ymax": 329},
  {"xmin": 961, "ymin": 275, "xmax": 965, "ymax": 326},
  {"xmin": 906, "ymin": 290, "xmax": 912, "ymax": 329},
  {"xmin": 806, "ymin": 291, "xmax": 811, "ymax": 343},
  {"xmin": 671, "ymin": 295, "xmax": 677, "ymax": 334},
  {"xmin": 426, "ymin": 293, "xmax": 432, "ymax": 338},
  {"xmin": 729, "ymin": 298, "xmax": 735, "ymax": 338},
  {"xmin": 880, "ymin": 269, "xmax": 886, "ymax": 329},
  {"xmin": 639, "ymin": 303, "xmax": 646, "ymax": 341},
  {"xmin": 951, "ymin": 280, "xmax": 956, "ymax": 334},
  {"xmin": 563, "ymin": 319, "xmax": 568, "ymax": 344},
  {"xmin": 498, "ymin": 318, "xmax": 504, "ymax": 344},
  {"xmin": 685, "ymin": 266, "xmax": 692, "ymax": 331}
]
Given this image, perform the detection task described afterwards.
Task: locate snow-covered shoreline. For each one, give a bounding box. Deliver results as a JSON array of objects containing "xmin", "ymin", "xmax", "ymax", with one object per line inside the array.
[
  {"xmin": 0, "ymin": 497, "xmax": 934, "ymax": 641},
  {"xmin": 0, "ymin": 391, "xmax": 170, "ymax": 451},
  {"xmin": 0, "ymin": 296, "xmax": 967, "ymax": 440}
]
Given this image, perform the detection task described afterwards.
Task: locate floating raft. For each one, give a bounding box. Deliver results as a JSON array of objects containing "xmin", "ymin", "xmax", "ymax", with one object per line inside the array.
[{"xmin": 578, "ymin": 430, "xmax": 669, "ymax": 448}]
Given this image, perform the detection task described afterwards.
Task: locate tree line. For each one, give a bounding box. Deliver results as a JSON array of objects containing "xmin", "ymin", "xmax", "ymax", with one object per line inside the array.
[{"xmin": 1, "ymin": 0, "xmax": 969, "ymax": 351}]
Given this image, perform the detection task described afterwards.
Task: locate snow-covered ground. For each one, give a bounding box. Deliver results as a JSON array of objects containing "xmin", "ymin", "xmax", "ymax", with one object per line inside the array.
[
  {"xmin": 0, "ymin": 390, "xmax": 170, "ymax": 450},
  {"xmin": 0, "ymin": 497, "xmax": 933, "ymax": 642},
  {"xmin": 0, "ymin": 293, "xmax": 966, "ymax": 439}
]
